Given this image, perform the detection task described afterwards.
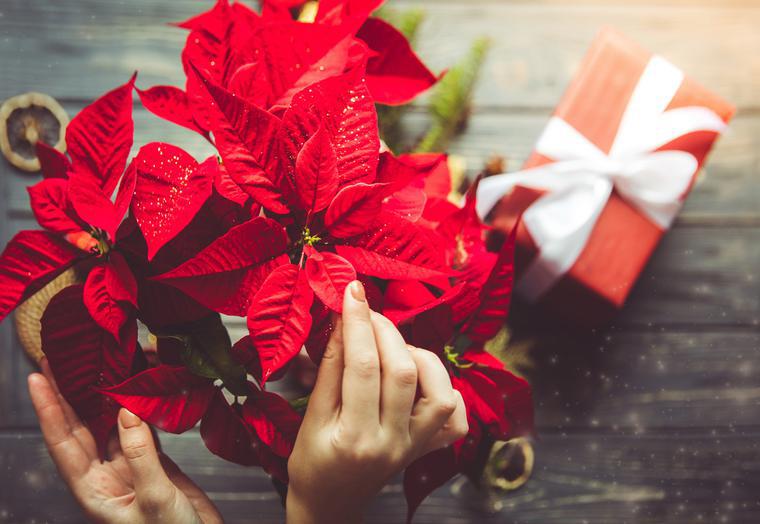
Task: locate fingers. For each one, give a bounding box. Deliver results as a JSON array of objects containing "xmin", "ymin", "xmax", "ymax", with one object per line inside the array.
[
  {"xmin": 28, "ymin": 373, "xmax": 90, "ymax": 484},
  {"xmin": 371, "ymin": 312, "xmax": 417, "ymax": 434},
  {"xmin": 408, "ymin": 348, "xmax": 460, "ymax": 448},
  {"xmin": 160, "ymin": 453, "xmax": 212, "ymax": 504},
  {"xmin": 117, "ymin": 409, "xmax": 176, "ymax": 515},
  {"xmin": 340, "ymin": 281, "xmax": 381, "ymax": 427},
  {"xmin": 40, "ymin": 358, "xmax": 97, "ymax": 459},
  {"xmin": 160, "ymin": 453, "xmax": 224, "ymax": 523},
  {"xmin": 418, "ymin": 390, "xmax": 469, "ymax": 457},
  {"xmin": 306, "ymin": 316, "xmax": 344, "ymax": 422}
]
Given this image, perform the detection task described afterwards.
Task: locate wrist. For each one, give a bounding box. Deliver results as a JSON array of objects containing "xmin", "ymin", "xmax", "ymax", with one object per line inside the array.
[{"xmin": 286, "ymin": 486, "xmax": 363, "ymax": 524}]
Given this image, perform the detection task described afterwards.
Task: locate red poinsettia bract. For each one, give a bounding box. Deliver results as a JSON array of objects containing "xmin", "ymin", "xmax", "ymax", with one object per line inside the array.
[
  {"xmin": 137, "ymin": 0, "xmax": 440, "ymax": 138},
  {"xmin": 0, "ymin": 1, "xmax": 534, "ymax": 519}
]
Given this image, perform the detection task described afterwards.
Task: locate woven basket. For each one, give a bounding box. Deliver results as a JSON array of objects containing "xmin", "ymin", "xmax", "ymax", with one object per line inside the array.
[{"xmin": 14, "ymin": 269, "xmax": 79, "ymax": 363}]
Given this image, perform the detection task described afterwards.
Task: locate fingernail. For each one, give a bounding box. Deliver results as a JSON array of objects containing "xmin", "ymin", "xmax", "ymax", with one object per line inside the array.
[
  {"xmin": 119, "ymin": 408, "xmax": 142, "ymax": 429},
  {"xmin": 349, "ymin": 280, "xmax": 365, "ymax": 302}
]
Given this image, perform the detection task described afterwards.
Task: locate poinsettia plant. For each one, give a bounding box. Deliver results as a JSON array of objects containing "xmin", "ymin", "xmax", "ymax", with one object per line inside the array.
[{"xmin": 0, "ymin": 0, "xmax": 533, "ymax": 519}]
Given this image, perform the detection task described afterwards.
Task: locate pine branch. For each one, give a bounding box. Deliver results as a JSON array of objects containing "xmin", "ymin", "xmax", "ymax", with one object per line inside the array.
[
  {"xmin": 375, "ymin": 6, "xmax": 425, "ymax": 43},
  {"xmin": 375, "ymin": 7, "xmax": 426, "ymax": 153},
  {"xmin": 415, "ymin": 37, "xmax": 490, "ymax": 153}
]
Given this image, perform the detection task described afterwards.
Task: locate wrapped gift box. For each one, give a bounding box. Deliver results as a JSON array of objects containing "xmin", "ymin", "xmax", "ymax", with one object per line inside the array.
[{"xmin": 480, "ymin": 28, "xmax": 735, "ymax": 328}]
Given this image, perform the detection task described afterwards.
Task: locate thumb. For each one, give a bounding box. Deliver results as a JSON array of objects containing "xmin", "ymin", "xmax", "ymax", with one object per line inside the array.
[
  {"xmin": 305, "ymin": 315, "xmax": 344, "ymax": 422},
  {"xmin": 118, "ymin": 408, "xmax": 176, "ymax": 513}
]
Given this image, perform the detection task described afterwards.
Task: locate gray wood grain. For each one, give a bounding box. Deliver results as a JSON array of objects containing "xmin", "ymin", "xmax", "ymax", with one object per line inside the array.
[
  {"xmin": 0, "ymin": 1, "xmax": 755, "ymax": 108},
  {"xmin": 2, "ymin": 106, "xmax": 758, "ymax": 220},
  {"xmin": 529, "ymin": 328, "xmax": 760, "ymax": 430},
  {"xmin": 0, "ymin": 1, "xmax": 759, "ymax": 522},
  {"xmin": 3, "ymin": 430, "xmax": 760, "ymax": 524}
]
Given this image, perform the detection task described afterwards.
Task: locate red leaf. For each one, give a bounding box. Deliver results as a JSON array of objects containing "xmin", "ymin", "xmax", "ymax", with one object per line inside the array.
[
  {"xmin": 67, "ymin": 157, "xmax": 135, "ymax": 242},
  {"xmin": 200, "ymin": 387, "xmax": 290, "ymax": 480},
  {"xmin": 385, "ymin": 186, "xmax": 427, "ymax": 222},
  {"xmin": 155, "ymin": 217, "xmax": 288, "ymax": 316},
  {"xmin": 375, "ymin": 151, "xmax": 445, "ymax": 196},
  {"xmin": 419, "ymin": 154, "xmax": 452, "ymax": 201},
  {"xmin": 295, "ymin": 125, "xmax": 339, "ymax": 212},
  {"xmin": 41, "ymin": 285, "xmax": 137, "ymax": 456},
  {"xmin": 455, "ymin": 360, "xmax": 534, "ymax": 440},
  {"xmin": 242, "ymin": 389, "xmax": 302, "ymax": 457},
  {"xmin": 190, "ymin": 65, "xmax": 288, "ymax": 214},
  {"xmin": 403, "ymin": 447, "xmax": 459, "ymax": 523},
  {"xmin": 410, "ymin": 303, "xmax": 455, "ymax": 353},
  {"xmin": 67, "ymin": 173, "xmax": 123, "ymax": 242},
  {"xmin": 136, "ymin": 85, "xmax": 208, "ymax": 137},
  {"xmin": 324, "ymin": 182, "xmax": 386, "ymax": 238},
  {"xmin": 248, "ymin": 264, "xmax": 314, "ymax": 382},
  {"xmin": 335, "ymin": 212, "xmax": 453, "ymax": 282},
  {"xmin": 200, "ymin": 389, "xmax": 261, "ymax": 466},
  {"xmin": 265, "ymin": 30, "xmax": 367, "ymax": 111},
  {"xmin": 175, "ymin": 0, "xmax": 232, "ymax": 38},
  {"xmin": 35, "ymin": 142, "xmax": 70, "ymax": 179},
  {"xmin": 101, "ymin": 365, "xmax": 215, "ymax": 433},
  {"xmin": 214, "ymin": 162, "xmax": 249, "ymax": 206},
  {"xmin": 66, "ymin": 76, "xmax": 135, "ymax": 195},
  {"xmin": 135, "ymin": 279, "xmax": 213, "ymax": 330},
  {"xmin": 383, "ymin": 280, "xmax": 437, "ymax": 316},
  {"xmin": 385, "ymin": 282, "xmax": 466, "ymax": 325},
  {"xmin": 230, "ymin": 335, "xmax": 263, "ymax": 381},
  {"xmin": 280, "ymin": 73, "xmax": 379, "ymax": 189},
  {"xmin": 226, "ymin": 62, "xmax": 274, "ymax": 109},
  {"xmin": 336, "ymin": 245, "xmax": 451, "ymax": 283},
  {"xmin": 225, "ymin": 19, "xmax": 353, "ymax": 111},
  {"xmin": 27, "ymin": 179, "xmax": 82, "ymax": 233},
  {"xmin": 105, "ymin": 252, "xmax": 138, "ymax": 305},
  {"xmin": 358, "ymin": 18, "xmax": 439, "ymax": 105},
  {"xmin": 0, "ymin": 230, "xmax": 83, "ymax": 322},
  {"xmin": 316, "ymin": 0, "xmax": 383, "ymax": 25},
  {"xmin": 83, "ymin": 255, "xmax": 136, "ymax": 343},
  {"xmin": 113, "ymin": 160, "xmax": 137, "ymax": 230},
  {"xmin": 461, "ymin": 226, "xmax": 516, "ymax": 342},
  {"xmin": 304, "ymin": 300, "xmax": 334, "ymax": 364},
  {"xmin": 304, "ymin": 247, "xmax": 356, "ymax": 313},
  {"xmin": 132, "ymin": 143, "xmax": 215, "ymax": 260}
]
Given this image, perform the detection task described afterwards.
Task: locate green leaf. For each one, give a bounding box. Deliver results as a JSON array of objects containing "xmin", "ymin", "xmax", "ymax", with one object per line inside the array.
[
  {"xmin": 416, "ymin": 37, "xmax": 490, "ymax": 153},
  {"xmin": 153, "ymin": 314, "xmax": 249, "ymax": 396},
  {"xmin": 374, "ymin": 7, "xmax": 426, "ymax": 152},
  {"xmin": 288, "ymin": 394, "xmax": 310, "ymax": 413},
  {"xmin": 375, "ymin": 7, "xmax": 425, "ymax": 43}
]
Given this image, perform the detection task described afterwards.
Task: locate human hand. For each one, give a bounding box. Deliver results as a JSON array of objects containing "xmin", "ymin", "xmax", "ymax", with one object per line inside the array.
[
  {"xmin": 286, "ymin": 281, "xmax": 468, "ymax": 524},
  {"xmin": 28, "ymin": 359, "xmax": 223, "ymax": 524}
]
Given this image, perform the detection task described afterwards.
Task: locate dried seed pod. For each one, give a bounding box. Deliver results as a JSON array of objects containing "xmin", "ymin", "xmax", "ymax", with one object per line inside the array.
[
  {"xmin": 483, "ymin": 437, "xmax": 535, "ymax": 492},
  {"xmin": 0, "ymin": 92, "xmax": 68, "ymax": 172}
]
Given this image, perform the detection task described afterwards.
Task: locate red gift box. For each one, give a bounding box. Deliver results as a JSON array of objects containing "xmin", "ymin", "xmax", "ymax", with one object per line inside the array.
[{"xmin": 478, "ymin": 28, "xmax": 735, "ymax": 328}]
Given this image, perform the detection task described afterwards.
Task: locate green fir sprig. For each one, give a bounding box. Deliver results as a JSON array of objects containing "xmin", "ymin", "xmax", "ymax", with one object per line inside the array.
[
  {"xmin": 415, "ymin": 37, "xmax": 490, "ymax": 153},
  {"xmin": 375, "ymin": 6, "xmax": 426, "ymax": 152}
]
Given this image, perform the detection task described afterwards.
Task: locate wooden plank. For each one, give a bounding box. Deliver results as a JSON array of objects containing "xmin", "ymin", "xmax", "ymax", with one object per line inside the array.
[
  {"xmin": 0, "ymin": 122, "xmax": 11, "ymax": 425},
  {"xmin": 2, "ymin": 106, "xmax": 758, "ymax": 220},
  {"xmin": 0, "ymin": 2, "xmax": 756, "ymax": 109},
  {"xmin": 2, "ymin": 430, "xmax": 760, "ymax": 523},
  {"xmin": 622, "ymin": 227, "xmax": 760, "ymax": 327},
  {"xmin": 528, "ymin": 328, "xmax": 760, "ymax": 430}
]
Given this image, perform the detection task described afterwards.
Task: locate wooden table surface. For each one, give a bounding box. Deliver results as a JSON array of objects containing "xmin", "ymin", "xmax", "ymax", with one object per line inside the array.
[{"xmin": 1, "ymin": 1, "xmax": 759, "ymax": 522}]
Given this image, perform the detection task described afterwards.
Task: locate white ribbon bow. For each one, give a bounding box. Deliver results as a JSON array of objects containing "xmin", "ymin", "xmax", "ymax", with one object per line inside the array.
[{"xmin": 476, "ymin": 56, "xmax": 727, "ymax": 302}]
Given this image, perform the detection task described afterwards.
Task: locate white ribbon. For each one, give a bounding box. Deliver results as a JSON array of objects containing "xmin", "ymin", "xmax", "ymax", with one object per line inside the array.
[{"xmin": 476, "ymin": 55, "xmax": 727, "ymax": 302}]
